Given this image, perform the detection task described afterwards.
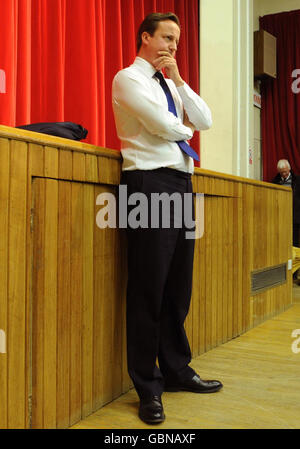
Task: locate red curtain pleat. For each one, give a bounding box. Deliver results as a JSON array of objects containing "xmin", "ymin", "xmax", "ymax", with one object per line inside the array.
[
  {"xmin": 0, "ymin": 0, "xmax": 18, "ymax": 124},
  {"xmin": 260, "ymin": 10, "xmax": 300, "ymax": 181},
  {"xmin": 30, "ymin": 0, "xmax": 65, "ymax": 123},
  {"xmin": 16, "ymin": 0, "xmax": 31, "ymax": 124},
  {"xmin": 0, "ymin": 0, "xmax": 200, "ymax": 160},
  {"xmin": 95, "ymin": 0, "xmax": 106, "ymax": 143},
  {"xmin": 103, "ymin": 0, "xmax": 123, "ymax": 150},
  {"xmin": 64, "ymin": 0, "xmax": 100, "ymax": 145}
]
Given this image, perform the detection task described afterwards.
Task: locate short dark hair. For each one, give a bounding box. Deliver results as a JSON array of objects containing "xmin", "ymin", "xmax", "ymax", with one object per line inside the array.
[{"xmin": 137, "ymin": 12, "xmax": 180, "ymax": 52}]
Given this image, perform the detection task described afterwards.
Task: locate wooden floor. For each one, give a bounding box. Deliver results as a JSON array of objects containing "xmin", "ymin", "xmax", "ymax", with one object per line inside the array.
[{"xmin": 71, "ymin": 294, "xmax": 300, "ymax": 430}]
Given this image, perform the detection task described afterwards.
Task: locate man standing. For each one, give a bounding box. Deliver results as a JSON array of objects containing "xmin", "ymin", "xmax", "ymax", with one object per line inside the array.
[
  {"xmin": 112, "ymin": 12, "xmax": 222, "ymax": 424},
  {"xmin": 272, "ymin": 159, "xmax": 300, "ymax": 248}
]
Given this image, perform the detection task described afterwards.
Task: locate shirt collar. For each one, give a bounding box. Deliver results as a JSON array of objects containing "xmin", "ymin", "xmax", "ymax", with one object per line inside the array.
[
  {"xmin": 133, "ymin": 56, "xmax": 157, "ymax": 78},
  {"xmin": 281, "ymin": 172, "xmax": 291, "ymax": 182}
]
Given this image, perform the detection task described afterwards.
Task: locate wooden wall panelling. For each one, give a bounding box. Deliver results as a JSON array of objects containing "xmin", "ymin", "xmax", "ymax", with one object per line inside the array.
[
  {"xmin": 253, "ymin": 186, "xmax": 266, "ymax": 326},
  {"xmin": 198, "ymin": 186, "xmax": 206, "ymax": 355},
  {"xmin": 58, "ymin": 149, "xmax": 73, "ymax": 180},
  {"xmin": 73, "ymin": 152, "xmax": 85, "ymax": 181},
  {"xmin": 233, "ymin": 182, "xmax": 243, "ymax": 337},
  {"xmin": 98, "ymin": 157, "xmax": 110, "ymax": 185},
  {"xmin": 111, "ymin": 158, "xmax": 121, "ymax": 185},
  {"xmin": 98, "ymin": 157, "xmax": 121, "ymax": 186},
  {"xmin": 227, "ymin": 193, "xmax": 234, "ymax": 341},
  {"xmin": 93, "ymin": 183, "xmax": 124, "ymax": 409},
  {"xmin": 8, "ymin": 140, "xmax": 28, "ymax": 428},
  {"xmin": 43, "ymin": 179, "xmax": 59, "ymax": 428},
  {"xmin": 26, "ymin": 145, "xmax": 33, "ymax": 428},
  {"xmin": 287, "ymin": 190, "xmax": 293, "ymax": 306},
  {"xmin": 81, "ymin": 183, "xmax": 94, "ymax": 418},
  {"xmin": 31, "ymin": 178, "xmax": 46, "ymax": 429},
  {"xmin": 254, "ymin": 185, "xmax": 261, "ymax": 326},
  {"xmin": 110, "ymin": 157, "xmax": 121, "ymax": 184},
  {"xmin": 93, "ymin": 184, "xmax": 117, "ymax": 408},
  {"xmin": 0, "ymin": 138, "xmax": 9, "ymax": 429},
  {"xmin": 56, "ymin": 180, "xmax": 71, "ymax": 428},
  {"xmin": 85, "ymin": 154, "xmax": 99, "ymax": 183},
  {"xmin": 29, "ymin": 144, "xmax": 44, "ymax": 177},
  {"xmin": 111, "ymin": 209, "xmax": 124, "ymax": 402},
  {"xmin": 232, "ymin": 184, "xmax": 239, "ymax": 338},
  {"xmin": 44, "ymin": 146, "xmax": 58, "ymax": 178},
  {"xmin": 216, "ymin": 195, "xmax": 223, "ymax": 346},
  {"xmin": 101, "ymin": 183, "xmax": 115, "ymax": 406},
  {"xmin": 271, "ymin": 187, "xmax": 279, "ymax": 313},
  {"xmin": 210, "ymin": 195, "xmax": 217, "ymax": 349},
  {"xmin": 261, "ymin": 185, "xmax": 268, "ymax": 323},
  {"xmin": 266, "ymin": 188, "xmax": 273, "ymax": 318},
  {"xmin": 0, "ymin": 126, "xmax": 294, "ymax": 428},
  {"xmin": 243, "ymin": 184, "xmax": 254, "ymax": 330},
  {"xmin": 277, "ymin": 190, "xmax": 284, "ymax": 313},
  {"xmin": 27, "ymin": 145, "xmax": 43, "ymax": 429},
  {"xmin": 93, "ymin": 183, "xmax": 105, "ymax": 411},
  {"xmin": 120, "ymin": 230, "xmax": 131, "ymax": 394},
  {"xmin": 222, "ymin": 183, "xmax": 229, "ymax": 344},
  {"xmin": 70, "ymin": 181, "xmax": 84, "ymax": 426},
  {"xmin": 204, "ymin": 193, "xmax": 212, "ymax": 352}
]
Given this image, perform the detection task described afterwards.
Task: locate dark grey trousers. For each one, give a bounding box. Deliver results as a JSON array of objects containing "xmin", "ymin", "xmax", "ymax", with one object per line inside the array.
[{"xmin": 120, "ymin": 167, "xmax": 196, "ymax": 400}]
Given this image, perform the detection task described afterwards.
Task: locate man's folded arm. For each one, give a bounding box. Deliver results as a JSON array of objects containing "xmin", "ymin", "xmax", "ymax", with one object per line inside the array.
[
  {"xmin": 176, "ymin": 83, "xmax": 213, "ymax": 131},
  {"xmin": 112, "ymin": 72, "xmax": 193, "ymax": 142}
]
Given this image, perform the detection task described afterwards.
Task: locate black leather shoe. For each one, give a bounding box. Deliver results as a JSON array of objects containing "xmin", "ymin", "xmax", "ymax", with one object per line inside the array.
[
  {"xmin": 139, "ymin": 396, "xmax": 165, "ymax": 424},
  {"xmin": 165, "ymin": 374, "xmax": 223, "ymax": 393}
]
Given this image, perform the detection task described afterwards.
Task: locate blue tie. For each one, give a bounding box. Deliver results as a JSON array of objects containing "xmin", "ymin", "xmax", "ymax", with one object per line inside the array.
[{"xmin": 154, "ymin": 71, "xmax": 200, "ymax": 162}]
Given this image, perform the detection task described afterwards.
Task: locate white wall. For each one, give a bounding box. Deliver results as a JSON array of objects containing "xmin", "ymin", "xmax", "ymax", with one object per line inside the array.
[
  {"xmin": 199, "ymin": 0, "xmax": 300, "ymax": 179},
  {"xmin": 199, "ymin": 0, "xmax": 254, "ymax": 177},
  {"xmin": 252, "ymin": 0, "xmax": 300, "ymax": 179},
  {"xmin": 254, "ymin": 0, "xmax": 300, "ymax": 20}
]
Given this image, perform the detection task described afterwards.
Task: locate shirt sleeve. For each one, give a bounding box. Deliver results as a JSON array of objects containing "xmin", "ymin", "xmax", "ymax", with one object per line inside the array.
[
  {"xmin": 112, "ymin": 71, "xmax": 193, "ymax": 142},
  {"xmin": 176, "ymin": 82, "xmax": 213, "ymax": 131}
]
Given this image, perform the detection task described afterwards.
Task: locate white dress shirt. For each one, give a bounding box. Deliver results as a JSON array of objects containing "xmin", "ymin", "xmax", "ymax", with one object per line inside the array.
[
  {"xmin": 280, "ymin": 172, "xmax": 292, "ymax": 185},
  {"xmin": 112, "ymin": 57, "xmax": 212, "ymax": 174}
]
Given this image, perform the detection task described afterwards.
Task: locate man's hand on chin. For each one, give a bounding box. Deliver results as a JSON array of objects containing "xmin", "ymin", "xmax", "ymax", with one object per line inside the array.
[{"xmin": 153, "ymin": 51, "xmax": 184, "ymax": 86}]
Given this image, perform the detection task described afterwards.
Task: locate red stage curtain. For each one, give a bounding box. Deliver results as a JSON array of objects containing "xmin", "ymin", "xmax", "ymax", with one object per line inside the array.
[
  {"xmin": 260, "ymin": 10, "xmax": 300, "ymax": 181},
  {"xmin": 0, "ymin": 0, "xmax": 200, "ymax": 163}
]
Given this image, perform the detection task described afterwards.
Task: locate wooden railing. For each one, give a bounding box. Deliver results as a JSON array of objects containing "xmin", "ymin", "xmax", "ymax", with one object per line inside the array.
[{"xmin": 0, "ymin": 125, "xmax": 292, "ymax": 428}]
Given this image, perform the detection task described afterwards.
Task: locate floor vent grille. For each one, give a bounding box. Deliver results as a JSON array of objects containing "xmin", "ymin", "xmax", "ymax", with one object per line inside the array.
[{"xmin": 251, "ymin": 263, "xmax": 287, "ymax": 295}]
